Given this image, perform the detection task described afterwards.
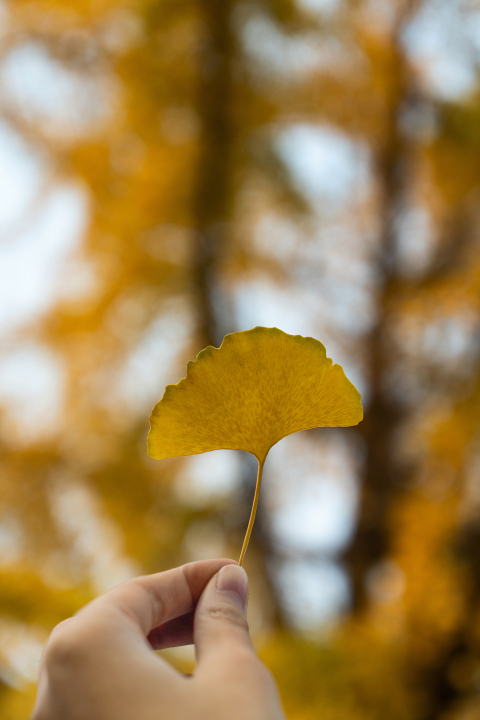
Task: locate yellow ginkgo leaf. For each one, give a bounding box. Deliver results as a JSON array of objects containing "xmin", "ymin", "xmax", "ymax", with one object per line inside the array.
[{"xmin": 148, "ymin": 327, "xmax": 362, "ymax": 564}]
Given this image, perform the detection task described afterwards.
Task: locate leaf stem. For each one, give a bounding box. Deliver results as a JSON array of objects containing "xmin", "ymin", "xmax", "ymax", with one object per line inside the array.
[{"xmin": 238, "ymin": 458, "xmax": 265, "ymax": 566}]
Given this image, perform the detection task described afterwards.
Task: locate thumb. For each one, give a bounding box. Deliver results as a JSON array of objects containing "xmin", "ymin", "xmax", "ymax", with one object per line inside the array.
[{"xmin": 194, "ymin": 564, "xmax": 254, "ymax": 670}]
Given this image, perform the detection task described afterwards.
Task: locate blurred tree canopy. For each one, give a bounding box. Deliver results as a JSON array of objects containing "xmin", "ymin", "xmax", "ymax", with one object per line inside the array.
[{"xmin": 1, "ymin": 0, "xmax": 480, "ymax": 718}]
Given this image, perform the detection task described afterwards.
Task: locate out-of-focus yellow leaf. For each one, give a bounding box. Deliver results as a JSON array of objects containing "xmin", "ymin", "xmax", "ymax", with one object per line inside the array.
[{"xmin": 148, "ymin": 326, "xmax": 363, "ymax": 463}]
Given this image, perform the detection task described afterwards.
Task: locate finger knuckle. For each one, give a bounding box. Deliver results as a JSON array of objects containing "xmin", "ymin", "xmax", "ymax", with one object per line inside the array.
[
  {"xmin": 44, "ymin": 620, "xmax": 91, "ymax": 670},
  {"xmin": 205, "ymin": 603, "xmax": 248, "ymax": 629}
]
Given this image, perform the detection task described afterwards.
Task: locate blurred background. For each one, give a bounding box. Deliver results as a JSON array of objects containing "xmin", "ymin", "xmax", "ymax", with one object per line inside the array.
[{"xmin": 1, "ymin": 0, "xmax": 480, "ymax": 717}]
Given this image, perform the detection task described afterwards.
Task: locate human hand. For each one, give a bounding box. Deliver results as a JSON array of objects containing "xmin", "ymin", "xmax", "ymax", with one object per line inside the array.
[{"xmin": 31, "ymin": 559, "xmax": 286, "ymax": 720}]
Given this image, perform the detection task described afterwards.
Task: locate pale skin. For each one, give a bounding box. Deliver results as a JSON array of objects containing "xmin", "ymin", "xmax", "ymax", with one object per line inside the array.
[{"xmin": 31, "ymin": 559, "xmax": 286, "ymax": 720}]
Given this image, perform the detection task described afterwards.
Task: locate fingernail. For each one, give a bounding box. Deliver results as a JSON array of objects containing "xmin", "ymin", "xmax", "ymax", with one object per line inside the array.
[{"xmin": 216, "ymin": 565, "xmax": 249, "ymax": 610}]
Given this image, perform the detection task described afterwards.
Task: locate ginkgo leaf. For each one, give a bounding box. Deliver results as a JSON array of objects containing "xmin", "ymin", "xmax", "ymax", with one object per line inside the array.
[
  {"xmin": 148, "ymin": 326, "xmax": 362, "ymax": 462},
  {"xmin": 148, "ymin": 326, "xmax": 363, "ymax": 564}
]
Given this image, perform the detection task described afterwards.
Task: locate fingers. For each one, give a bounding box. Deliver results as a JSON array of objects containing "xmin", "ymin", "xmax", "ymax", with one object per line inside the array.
[
  {"xmin": 79, "ymin": 557, "xmax": 237, "ymax": 638},
  {"xmin": 37, "ymin": 559, "xmax": 238, "ymax": 705},
  {"xmin": 39, "ymin": 558, "xmax": 236, "ymax": 679},
  {"xmin": 194, "ymin": 564, "xmax": 256, "ymax": 671},
  {"xmin": 33, "ymin": 560, "xmax": 245, "ymax": 720}
]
